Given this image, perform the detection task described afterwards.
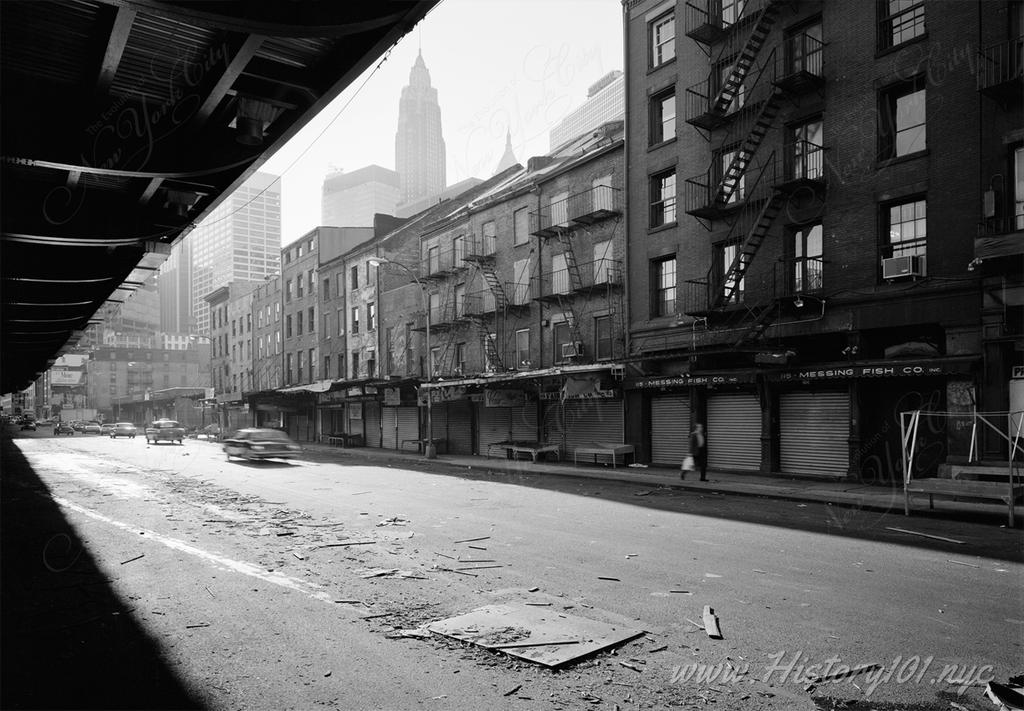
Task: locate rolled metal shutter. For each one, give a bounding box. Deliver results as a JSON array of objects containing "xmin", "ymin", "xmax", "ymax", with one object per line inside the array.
[
  {"xmin": 478, "ymin": 404, "xmax": 509, "ymax": 451},
  {"xmin": 396, "ymin": 407, "xmax": 419, "ymax": 449},
  {"xmin": 561, "ymin": 400, "xmax": 624, "ymax": 453},
  {"xmin": 445, "ymin": 401, "xmax": 474, "ymax": 454},
  {"xmin": 364, "ymin": 402, "xmax": 381, "ymax": 448},
  {"xmin": 706, "ymin": 393, "xmax": 761, "ymax": 471},
  {"xmin": 429, "ymin": 404, "xmax": 447, "ymax": 448},
  {"xmin": 780, "ymin": 391, "xmax": 849, "ymax": 476},
  {"xmin": 509, "ymin": 402, "xmax": 538, "ymax": 441},
  {"xmin": 651, "ymin": 394, "xmax": 690, "ymax": 466}
]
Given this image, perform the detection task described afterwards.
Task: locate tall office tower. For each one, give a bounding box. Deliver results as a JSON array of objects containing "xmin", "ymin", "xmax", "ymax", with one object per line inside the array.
[
  {"xmin": 549, "ymin": 71, "xmax": 625, "ymax": 151},
  {"xmin": 395, "ymin": 50, "xmax": 446, "ymax": 205},
  {"xmin": 321, "ymin": 164, "xmax": 400, "ymax": 227},
  {"xmin": 158, "ymin": 238, "xmax": 193, "ymax": 334},
  {"xmin": 189, "ymin": 171, "xmax": 282, "ymax": 336}
]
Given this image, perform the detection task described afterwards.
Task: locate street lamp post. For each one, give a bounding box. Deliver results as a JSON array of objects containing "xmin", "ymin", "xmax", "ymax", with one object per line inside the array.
[{"xmin": 368, "ymin": 257, "xmax": 436, "ymax": 459}]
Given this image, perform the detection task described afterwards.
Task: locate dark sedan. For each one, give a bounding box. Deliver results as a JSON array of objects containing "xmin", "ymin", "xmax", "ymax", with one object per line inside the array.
[
  {"xmin": 223, "ymin": 428, "xmax": 301, "ymax": 462},
  {"xmin": 55, "ymin": 422, "xmax": 75, "ymax": 435}
]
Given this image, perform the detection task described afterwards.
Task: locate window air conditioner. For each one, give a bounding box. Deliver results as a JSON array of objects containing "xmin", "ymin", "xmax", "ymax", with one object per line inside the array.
[
  {"xmin": 881, "ymin": 255, "xmax": 924, "ymax": 280},
  {"xmin": 561, "ymin": 341, "xmax": 584, "ymax": 359}
]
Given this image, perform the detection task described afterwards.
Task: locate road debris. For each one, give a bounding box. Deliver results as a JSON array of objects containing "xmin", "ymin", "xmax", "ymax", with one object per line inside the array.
[
  {"xmin": 947, "ymin": 559, "xmax": 980, "ymax": 568},
  {"xmin": 885, "ymin": 527, "xmax": 965, "ymax": 544},
  {"xmin": 647, "ymin": 645, "xmax": 668, "ymax": 653},
  {"xmin": 292, "ymin": 552, "xmax": 306, "ymax": 560},
  {"xmin": 468, "ymin": 545, "xmax": 488, "ymax": 551},
  {"xmin": 528, "ymin": 587, "xmax": 540, "ymax": 592},
  {"xmin": 361, "ymin": 568, "xmax": 400, "ymax": 578},
  {"xmin": 986, "ymin": 680, "xmax": 1024, "ymax": 709},
  {"xmin": 315, "ymin": 541, "xmax": 374, "ymax": 548},
  {"xmin": 524, "ymin": 602, "xmax": 551, "ymax": 607},
  {"xmin": 502, "ymin": 684, "xmax": 522, "ymax": 697},
  {"xmin": 120, "ymin": 554, "xmax": 145, "ymax": 565},
  {"xmin": 185, "ymin": 623, "xmax": 210, "ymax": 629},
  {"xmin": 489, "ymin": 639, "xmax": 580, "ymax": 649},
  {"xmin": 454, "ymin": 536, "xmax": 490, "ymax": 543},
  {"xmin": 455, "ymin": 564, "xmax": 503, "ymax": 571},
  {"xmin": 702, "ymin": 606, "xmax": 722, "ymax": 639},
  {"xmin": 597, "ymin": 576, "xmax": 620, "ymax": 582},
  {"xmin": 619, "ymin": 661, "xmax": 643, "ymax": 672},
  {"xmin": 204, "ymin": 586, "xmax": 215, "ymax": 598}
]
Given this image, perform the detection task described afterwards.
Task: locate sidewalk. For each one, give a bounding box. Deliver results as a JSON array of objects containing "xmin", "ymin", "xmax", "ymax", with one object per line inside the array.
[{"xmin": 293, "ymin": 440, "xmax": 1020, "ymax": 526}]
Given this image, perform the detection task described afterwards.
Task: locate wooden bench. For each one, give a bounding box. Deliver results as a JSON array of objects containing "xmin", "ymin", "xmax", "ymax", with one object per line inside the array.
[
  {"xmin": 327, "ymin": 433, "xmax": 362, "ymax": 447},
  {"xmin": 574, "ymin": 443, "xmax": 635, "ymax": 469},
  {"xmin": 485, "ymin": 441, "xmax": 560, "ymax": 462},
  {"xmin": 402, "ymin": 437, "xmax": 446, "ymax": 454},
  {"xmin": 904, "ymin": 479, "xmax": 1024, "ymax": 526}
]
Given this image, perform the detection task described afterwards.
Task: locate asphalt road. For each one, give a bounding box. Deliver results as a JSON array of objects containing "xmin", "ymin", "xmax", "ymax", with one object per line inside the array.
[{"xmin": 5, "ymin": 429, "xmax": 1022, "ymax": 711}]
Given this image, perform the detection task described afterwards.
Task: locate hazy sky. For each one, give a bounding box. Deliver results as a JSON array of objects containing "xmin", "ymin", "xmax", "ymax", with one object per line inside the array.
[{"xmin": 259, "ymin": 0, "xmax": 623, "ymax": 243}]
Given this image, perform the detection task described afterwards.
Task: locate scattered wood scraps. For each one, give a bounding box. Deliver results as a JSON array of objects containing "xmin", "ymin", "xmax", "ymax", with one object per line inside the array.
[{"xmin": 885, "ymin": 527, "xmax": 964, "ymax": 544}]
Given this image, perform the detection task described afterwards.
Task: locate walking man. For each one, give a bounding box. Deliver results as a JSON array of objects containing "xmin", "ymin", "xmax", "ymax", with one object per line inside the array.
[{"xmin": 689, "ymin": 422, "xmax": 707, "ymax": 482}]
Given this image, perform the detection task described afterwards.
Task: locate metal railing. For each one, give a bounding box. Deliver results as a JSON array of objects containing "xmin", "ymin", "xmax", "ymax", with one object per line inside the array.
[
  {"xmin": 978, "ymin": 35, "xmax": 1024, "ymax": 92},
  {"xmin": 531, "ymin": 258, "xmax": 623, "ymax": 299},
  {"xmin": 462, "ymin": 233, "xmax": 497, "ymax": 259},
  {"xmin": 782, "ymin": 139, "xmax": 825, "ymax": 183},
  {"xmin": 532, "ymin": 186, "xmax": 622, "ymax": 236},
  {"xmin": 779, "ymin": 31, "xmax": 823, "ymax": 80},
  {"xmin": 462, "ymin": 290, "xmax": 498, "ymax": 317}
]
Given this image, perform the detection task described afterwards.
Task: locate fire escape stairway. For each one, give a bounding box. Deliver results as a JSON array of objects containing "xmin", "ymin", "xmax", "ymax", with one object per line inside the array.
[
  {"xmin": 713, "ymin": 85, "xmax": 782, "ymax": 206},
  {"xmin": 716, "ymin": 183, "xmax": 784, "ymax": 309},
  {"xmin": 712, "ymin": 1, "xmax": 781, "ymax": 115},
  {"xmin": 477, "ymin": 263, "xmax": 508, "ymax": 310},
  {"xmin": 553, "ymin": 230, "xmax": 583, "ymax": 343}
]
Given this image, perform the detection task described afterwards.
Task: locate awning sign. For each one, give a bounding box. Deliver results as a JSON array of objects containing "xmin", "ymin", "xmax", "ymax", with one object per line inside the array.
[
  {"xmin": 484, "ymin": 389, "xmax": 526, "ymax": 407},
  {"xmin": 560, "ymin": 374, "xmax": 617, "ymax": 400},
  {"xmin": 773, "ymin": 359, "xmax": 974, "ymax": 381},
  {"xmin": 383, "ymin": 387, "xmax": 401, "ymax": 406},
  {"xmin": 633, "ymin": 371, "xmax": 755, "ymax": 389}
]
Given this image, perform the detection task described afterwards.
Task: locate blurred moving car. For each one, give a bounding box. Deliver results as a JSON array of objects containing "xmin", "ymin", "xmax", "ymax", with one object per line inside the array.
[
  {"xmin": 82, "ymin": 421, "xmax": 102, "ymax": 434},
  {"xmin": 19, "ymin": 420, "xmax": 37, "ymax": 431},
  {"xmin": 223, "ymin": 428, "xmax": 301, "ymax": 461},
  {"xmin": 110, "ymin": 422, "xmax": 137, "ymax": 439},
  {"xmin": 145, "ymin": 420, "xmax": 185, "ymax": 444},
  {"xmin": 55, "ymin": 422, "xmax": 75, "ymax": 435},
  {"xmin": 99, "ymin": 423, "xmax": 115, "ymax": 436},
  {"xmin": 72, "ymin": 421, "xmax": 86, "ymax": 432}
]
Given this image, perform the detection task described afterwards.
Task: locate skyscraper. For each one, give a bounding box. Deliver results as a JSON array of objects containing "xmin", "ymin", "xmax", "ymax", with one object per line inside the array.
[
  {"xmin": 321, "ymin": 164, "xmax": 400, "ymax": 227},
  {"xmin": 549, "ymin": 71, "xmax": 625, "ymax": 151},
  {"xmin": 395, "ymin": 50, "xmax": 446, "ymax": 206},
  {"xmin": 188, "ymin": 171, "xmax": 282, "ymax": 336}
]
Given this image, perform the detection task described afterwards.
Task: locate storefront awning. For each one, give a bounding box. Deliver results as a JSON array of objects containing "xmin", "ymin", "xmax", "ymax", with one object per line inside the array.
[
  {"xmin": 420, "ymin": 363, "xmax": 624, "ymax": 390},
  {"xmin": 279, "ymin": 380, "xmax": 334, "ymax": 394},
  {"xmin": 768, "ymin": 356, "xmax": 980, "ymax": 382}
]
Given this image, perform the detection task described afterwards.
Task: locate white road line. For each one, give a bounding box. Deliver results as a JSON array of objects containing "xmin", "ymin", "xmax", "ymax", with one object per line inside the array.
[{"xmin": 53, "ymin": 496, "xmax": 339, "ymax": 606}]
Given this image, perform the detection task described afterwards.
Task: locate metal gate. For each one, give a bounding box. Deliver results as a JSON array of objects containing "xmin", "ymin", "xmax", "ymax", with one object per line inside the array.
[
  {"xmin": 707, "ymin": 392, "xmax": 761, "ymax": 471},
  {"xmin": 780, "ymin": 391, "xmax": 850, "ymax": 476},
  {"xmin": 382, "ymin": 406, "xmax": 419, "ymax": 449},
  {"xmin": 444, "ymin": 401, "xmax": 474, "ymax": 454},
  {"xmin": 651, "ymin": 394, "xmax": 690, "ymax": 466},
  {"xmin": 509, "ymin": 403, "xmax": 538, "ymax": 442},
  {"xmin": 477, "ymin": 404, "xmax": 509, "ymax": 452},
  {"xmin": 544, "ymin": 400, "xmax": 623, "ymax": 453},
  {"xmin": 363, "ymin": 401, "xmax": 381, "ymax": 448}
]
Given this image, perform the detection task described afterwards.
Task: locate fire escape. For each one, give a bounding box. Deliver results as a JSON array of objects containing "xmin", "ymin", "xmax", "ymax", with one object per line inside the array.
[
  {"xmin": 681, "ymin": 0, "xmax": 826, "ymax": 347},
  {"xmin": 530, "ymin": 185, "xmax": 625, "ymax": 363}
]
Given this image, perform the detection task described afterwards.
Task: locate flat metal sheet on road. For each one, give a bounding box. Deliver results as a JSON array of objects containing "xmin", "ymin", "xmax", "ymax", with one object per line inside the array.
[{"xmin": 426, "ymin": 602, "xmax": 643, "ymax": 667}]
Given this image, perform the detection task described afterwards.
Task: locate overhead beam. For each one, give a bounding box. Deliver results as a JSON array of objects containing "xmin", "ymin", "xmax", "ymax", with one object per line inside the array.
[
  {"xmin": 188, "ymin": 34, "xmax": 265, "ymax": 133},
  {"xmin": 96, "ymin": 6, "xmax": 137, "ymax": 97}
]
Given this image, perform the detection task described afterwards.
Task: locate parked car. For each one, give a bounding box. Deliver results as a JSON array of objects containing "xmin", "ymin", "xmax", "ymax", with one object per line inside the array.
[
  {"xmin": 99, "ymin": 423, "xmax": 115, "ymax": 436},
  {"xmin": 110, "ymin": 422, "xmax": 137, "ymax": 439},
  {"xmin": 55, "ymin": 422, "xmax": 75, "ymax": 435},
  {"xmin": 72, "ymin": 421, "xmax": 86, "ymax": 432},
  {"xmin": 82, "ymin": 421, "xmax": 102, "ymax": 434},
  {"xmin": 19, "ymin": 420, "xmax": 37, "ymax": 431},
  {"xmin": 223, "ymin": 428, "xmax": 301, "ymax": 461},
  {"xmin": 145, "ymin": 420, "xmax": 185, "ymax": 444}
]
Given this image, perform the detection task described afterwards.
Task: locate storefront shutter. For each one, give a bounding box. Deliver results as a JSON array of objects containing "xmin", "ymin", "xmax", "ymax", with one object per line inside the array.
[
  {"xmin": 706, "ymin": 392, "xmax": 761, "ymax": 471},
  {"xmin": 445, "ymin": 401, "xmax": 474, "ymax": 454},
  {"xmin": 780, "ymin": 391, "xmax": 850, "ymax": 476},
  {"xmin": 382, "ymin": 407, "xmax": 399, "ymax": 449},
  {"xmin": 560, "ymin": 400, "xmax": 624, "ymax": 454},
  {"xmin": 477, "ymin": 404, "xmax": 509, "ymax": 451},
  {"xmin": 651, "ymin": 394, "xmax": 690, "ymax": 466},
  {"xmin": 509, "ymin": 402, "xmax": 538, "ymax": 442},
  {"xmin": 382, "ymin": 406, "xmax": 418, "ymax": 450}
]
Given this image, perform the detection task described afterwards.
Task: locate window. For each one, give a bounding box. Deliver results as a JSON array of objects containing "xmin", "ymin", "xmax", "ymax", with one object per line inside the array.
[
  {"xmin": 879, "ymin": 0, "xmax": 925, "ymax": 50},
  {"xmin": 246, "ymin": 314, "xmax": 251, "ymax": 332},
  {"xmin": 296, "ymin": 312, "xmax": 303, "ymax": 335},
  {"xmin": 308, "ymin": 307, "xmax": 315, "ymax": 332},
  {"xmin": 512, "ymin": 258, "xmax": 530, "ymax": 305},
  {"xmin": 720, "ymin": 242, "xmax": 746, "ymax": 303},
  {"xmin": 453, "ymin": 285, "xmax": 465, "ymax": 318},
  {"xmin": 429, "ymin": 292, "xmax": 441, "ymax": 325},
  {"xmin": 593, "ymin": 240, "xmax": 613, "ymax": 284},
  {"xmin": 722, "ymin": 0, "xmax": 747, "ymax": 26},
  {"xmin": 285, "ymin": 279, "xmax": 292, "ymax": 302},
  {"xmin": 284, "ymin": 250, "xmax": 292, "ymax": 264},
  {"xmin": 789, "ymin": 119, "xmax": 824, "ymax": 180},
  {"xmin": 651, "ymin": 256, "xmax": 676, "ymax": 317},
  {"xmin": 787, "ymin": 20, "xmax": 823, "ymax": 76},
  {"xmin": 550, "ymin": 191, "xmax": 569, "ymax": 228},
  {"xmin": 351, "ymin": 307, "xmax": 359, "ymax": 334},
  {"xmin": 308, "ymin": 270, "xmax": 314, "ymax": 295},
  {"xmin": 883, "ymin": 198, "xmax": 927, "ymax": 259},
  {"xmin": 649, "ymin": 169, "xmax": 677, "ymax": 228},
  {"xmin": 338, "ymin": 356, "xmax": 345, "ymax": 380},
  {"xmin": 454, "ymin": 342, "xmax": 466, "ymax": 374},
  {"xmin": 385, "ymin": 327, "xmax": 394, "ymax": 374},
  {"xmin": 1015, "ymin": 146, "xmax": 1024, "ymax": 230},
  {"xmin": 405, "ymin": 323, "xmax": 415, "ymax": 376},
  {"xmin": 308, "ymin": 348, "xmax": 315, "ymax": 381},
  {"xmin": 323, "ymin": 312, "xmax": 331, "ymax": 337},
  {"xmin": 285, "ymin": 314, "xmax": 292, "ymax": 338},
  {"xmin": 793, "ymin": 223, "xmax": 824, "ymax": 293},
  {"xmin": 429, "ymin": 346, "xmax": 440, "ymax": 376},
  {"xmin": 650, "ymin": 87, "xmax": 676, "ymax": 145},
  {"xmin": 297, "ymin": 352, "xmax": 303, "ymax": 382},
  {"xmin": 231, "ymin": 319, "xmax": 236, "ymax": 337},
  {"xmin": 513, "ymin": 209, "xmax": 529, "ymax": 246},
  {"xmin": 286, "ymin": 353, "xmax": 293, "ymax": 384},
  {"xmin": 337, "ymin": 273, "xmax": 345, "ymax": 295},
  {"xmin": 350, "ymin": 266, "xmax": 359, "ymax": 290},
  {"xmin": 483, "ymin": 220, "xmax": 498, "ymax": 252},
  {"xmin": 308, "ymin": 238, "xmax": 314, "ymax": 253},
  {"xmin": 427, "ymin": 245, "xmax": 440, "ymax": 274},
  {"xmin": 366, "ymin": 350, "xmax": 376, "ymax": 378},
  {"xmin": 552, "ymin": 253, "xmax": 569, "ymax": 294},
  {"xmin": 337, "ymin": 309, "xmax": 344, "ymax": 336},
  {"xmin": 367, "ymin": 302, "xmax": 376, "ymax": 331},
  {"xmin": 296, "ymin": 276, "xmax": 303, "ymax": 298},
  {"xmin": 453, "ymin": 234, "xmax": 466, "ymax": 262},
  {"xmin": 650, "ymin": 10, "xmax": 675, "ymax": 67},
  {"xmin": 553, "ymin": 321, "xmax": 571, "ymax": 363},
  {"xmin": 323, "ymin": 278, "xmax": 330, "ymax": 300},
  {"xmin": 275, "ymin": 303, "xmax": 280, "ymax": 322},
  {"xmin": 594, "ymin": 316, "xmax": 612, "ymax": 360},
  {"xmin": 880, "ymin": 79, "xmax": 926, "ymax": 159},
  {"xmin": 515, "ymin": 329, "xmax": 531, "ymax": 369}
]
